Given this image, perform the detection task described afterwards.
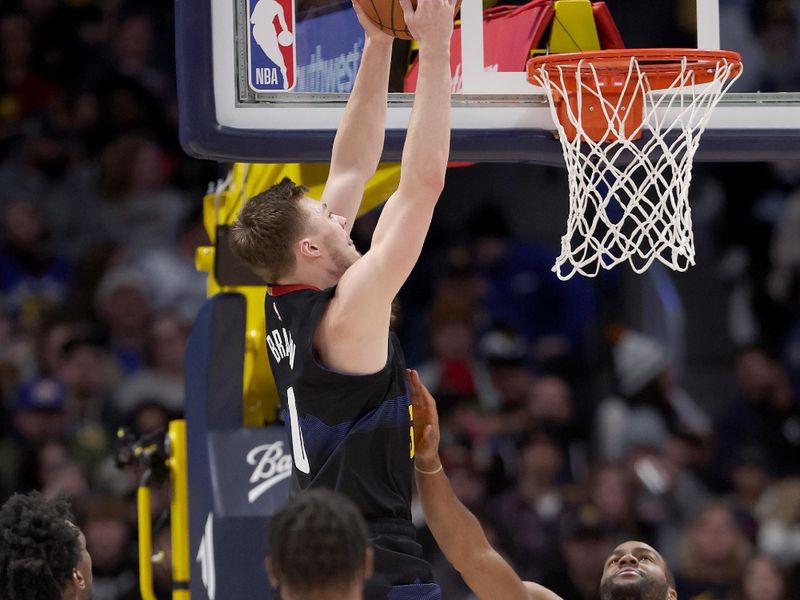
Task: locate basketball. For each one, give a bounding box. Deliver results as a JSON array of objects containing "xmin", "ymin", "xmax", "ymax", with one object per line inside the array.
[
  {"xmin": 278, "ymin": 30, "xmax": 294, "ymax": 47},
  {"xmin": 360, "ymin": 0, "xmax": 461, "ymax": 40}
]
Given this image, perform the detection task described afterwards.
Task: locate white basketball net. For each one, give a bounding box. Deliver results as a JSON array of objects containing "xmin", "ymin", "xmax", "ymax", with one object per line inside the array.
[{"xmin": 533, "ymin": 54, "xmax": 742, "ymax": 280}]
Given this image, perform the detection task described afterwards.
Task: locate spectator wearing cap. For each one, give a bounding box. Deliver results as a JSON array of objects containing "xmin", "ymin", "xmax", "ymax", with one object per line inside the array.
[
  {"xmin": 13, "ymin": 376, "xmax": 66, "ymax": 442},
  {"xmin": 471, "ymin": 328, "xmax": 538, "ymax": 493},
  {"xmin": 94, "ymin": 265, "xmax": 153, "ymax": 375},
  {"xmin": 594, "ymin": 330, "xmax": 712, "ymax": 465},
  {"xmin": 543, "ymin": 505, "xmax": 616, "ymax": 600},
  {"xmin": 0, "ymin": 376, "xmax": 66, "ymax": 493},
  {"xmin": 480, "ymin": 327, "xmax": 534, "ymax": 414}
]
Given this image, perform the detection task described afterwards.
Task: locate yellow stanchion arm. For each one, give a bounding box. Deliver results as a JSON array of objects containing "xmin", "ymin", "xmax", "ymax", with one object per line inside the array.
[
  {"xmin": 168, "ymin": 420, "xmax": 190, "ymax": 599},
  {"xmin": 137, "ymin": 484, "xmax": 157, "ymax": 600}
]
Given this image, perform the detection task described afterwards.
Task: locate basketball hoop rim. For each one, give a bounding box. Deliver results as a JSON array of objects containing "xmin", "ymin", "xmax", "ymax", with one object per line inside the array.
[{"xmin": 527, "ymin": 48, "xmax": 743, "ymax": 87}]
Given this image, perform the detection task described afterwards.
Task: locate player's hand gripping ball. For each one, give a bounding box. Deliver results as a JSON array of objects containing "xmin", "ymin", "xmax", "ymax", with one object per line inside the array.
[
  {"xmin": 277, "ymin": 30, "xmax": 294, "ymax": 46},
  {"xmin": 360, "ymin": 0, "xmax": 462, "ymax": 40}
]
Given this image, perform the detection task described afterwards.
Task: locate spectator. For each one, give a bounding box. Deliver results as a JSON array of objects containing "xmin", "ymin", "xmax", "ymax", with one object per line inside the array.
[
  {"xmin": 596, "ymin": 330, "xmax": 712, "ymax": 465},
  {"xmin": 417, "ymin": 297, "xmax": 496, "ymax": 409},
  {"xmin": 0, "ymin": 198, "xmax": 71, "ymax": 328},
  {"xmin": 675, "ymin": 502, "xmax": 750, "ymax": 600},
  {"xmin": 730, "ymin": 553, "xmax": 791, "ymax": 600},
  {"xmin": 114, "ymin": 313, "xmax": 188, "ymax": 415},
  {"xmin": 468, "ymin": 204, "xmax": 596, "ymax": 371},
  {"xmin": 716, "ymin": 347, "xmax": 800, "ymax": 478},
  {"xmin": 488, "ymin": 428, "xmax": 566, "ymax": 583},
  {"xmin": 545, "ymin": 505, "xmax": 616, "ymax": 600},
  {"xmin": 755, "ymin": 477, "xmax": 800, "ymax": 568},
  {"xmin": 0, "ymin": 376, "xmax": 65, "ymax": 493},
  {"xmin": 131, "ymin": 206, "xmax": 209, "ymax": 322},
  {"xmin": 82, "ymin": 495, "xmax": 137, "ymax": 600},
  {"xmin": 587, "ymin": 463, "xmax": 643, "ymax": 543},
  {"xmin": 14, "ymin": 440, "xmax": 89, "ymax": 501},
  {"xmin": 96, "ymin": 134, "xmax": 188, "ymax": 255},
  {"xmin": 94, "ymin": 266, "xmax": 152, "ymax": 375},
  {"xmin": 58, "ymin": 328, "xmax": 120, "ymax": 473}
]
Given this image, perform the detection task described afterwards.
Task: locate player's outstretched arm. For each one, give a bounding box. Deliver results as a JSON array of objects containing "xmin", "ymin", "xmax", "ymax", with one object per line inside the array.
[
  {"xmin": 334, "ymin": 0, "xmax": 454, "ymax": 312},
  {"xmin": 319, "ymin": 0, "xmax": 394, "ymax": 232},
  {"xmin": 408, "ymin": 370, "xmax": 564, "ymax": 600}
]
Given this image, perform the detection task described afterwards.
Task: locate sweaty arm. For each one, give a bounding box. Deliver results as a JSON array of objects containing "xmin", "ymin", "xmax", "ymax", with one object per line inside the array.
[
  {"xmin": 408, "ymin": 370, "xmax": 564, "ymax": 600},
  {"xmin": 319, "ymin": 0, "xmax": 394, "ymax": 232}
]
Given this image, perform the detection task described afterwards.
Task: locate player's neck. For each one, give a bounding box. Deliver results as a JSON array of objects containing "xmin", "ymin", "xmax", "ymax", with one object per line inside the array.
[{"xmin": 287, "ymin": 259, "xmax": 340, "ymax": 289}]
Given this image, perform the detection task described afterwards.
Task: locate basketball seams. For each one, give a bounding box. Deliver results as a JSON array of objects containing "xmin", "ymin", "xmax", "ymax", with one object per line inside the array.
[{"xmin": 365, "ymin": 0, "xmax": 414, "ymax": 40}]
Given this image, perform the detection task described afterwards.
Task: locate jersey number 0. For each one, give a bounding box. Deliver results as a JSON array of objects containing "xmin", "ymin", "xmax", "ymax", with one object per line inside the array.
[{"xmin": 286, "ymin": 387, "xmax": 311, "ymax": 473}]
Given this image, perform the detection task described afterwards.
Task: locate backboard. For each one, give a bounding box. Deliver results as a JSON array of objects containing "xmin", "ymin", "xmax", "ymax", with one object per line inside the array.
[{"xmin": 175, "ymin": 0, "xmax": 800, "ymax": 164}]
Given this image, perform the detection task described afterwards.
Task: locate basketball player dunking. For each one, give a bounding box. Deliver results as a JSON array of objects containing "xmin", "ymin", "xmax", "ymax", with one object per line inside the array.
[{"xmin": 230, "ymin": 0, "xmax": 456, "ymax": 598}]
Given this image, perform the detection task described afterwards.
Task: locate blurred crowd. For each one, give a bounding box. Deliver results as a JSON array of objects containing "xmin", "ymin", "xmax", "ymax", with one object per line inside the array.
[{"xmin": 1, "ymin": 0, "xmax": 800, "ymax": 599}]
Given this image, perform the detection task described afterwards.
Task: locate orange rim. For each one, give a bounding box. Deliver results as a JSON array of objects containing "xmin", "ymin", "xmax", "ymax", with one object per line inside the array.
[{"xmin": 527, "ymin": 48, "xmax": 743, "ymax": 90}]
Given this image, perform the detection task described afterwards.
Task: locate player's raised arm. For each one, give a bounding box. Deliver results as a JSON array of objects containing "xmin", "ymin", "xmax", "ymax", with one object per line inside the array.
[
  {"xmin": 319, "ymin": 0, "xmax": 395, "ymax": 231},
  {"xmin": 408, "ymin": 370, "xmax": 565, "ymax": 600},
  {"xmin": 334, "ymin": 0, "xmax": 455, "ymax": 307}
]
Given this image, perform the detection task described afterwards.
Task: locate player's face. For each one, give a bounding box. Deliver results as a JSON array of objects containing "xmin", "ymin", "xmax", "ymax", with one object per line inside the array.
[
  {"xmin": 599, "ymin": 541, "xmax": 675, "ymax": 600},
  {"xmin": 301, "ymin": 197, "xmax": 361, "ymax": 275}
]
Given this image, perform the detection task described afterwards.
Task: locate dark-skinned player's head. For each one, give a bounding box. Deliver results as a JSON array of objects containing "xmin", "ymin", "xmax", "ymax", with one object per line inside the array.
[
  {"xmin": 0, "ymin": 491, "xmax": 93, "ymax": 600},
  {"xmin": 600, "ymin": 540, "xmax": 676, "ymax": 600},
  {"xmin": 267, "ymin": 489, "xmax": 373, "ymax": 600}
]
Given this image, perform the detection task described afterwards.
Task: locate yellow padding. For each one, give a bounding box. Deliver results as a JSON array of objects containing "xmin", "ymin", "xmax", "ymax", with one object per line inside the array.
[{"xmin": 549, "ymin": 0, "xmax": 601, "ymax": 53}]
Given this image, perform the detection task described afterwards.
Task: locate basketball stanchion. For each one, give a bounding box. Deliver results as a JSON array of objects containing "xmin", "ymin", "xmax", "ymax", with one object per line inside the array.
[{"xmin": 527, "ymin": 49, "xmax": 743, "ymax": 280}]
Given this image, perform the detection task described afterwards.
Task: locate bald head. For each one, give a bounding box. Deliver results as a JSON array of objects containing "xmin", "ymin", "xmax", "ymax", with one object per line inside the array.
[{"xmin": 599, "ymin": 541, "xmax": 676, "ymax": 600}]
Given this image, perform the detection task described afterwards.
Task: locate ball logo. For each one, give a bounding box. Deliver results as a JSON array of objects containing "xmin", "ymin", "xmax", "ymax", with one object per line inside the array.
[
  {"xmin": 247, "ymin": 0, "xmax": 296, "ymax": 91},
  {"xmin": 246, "ymin": 441, "xmax": 293, "ymax": 503}
]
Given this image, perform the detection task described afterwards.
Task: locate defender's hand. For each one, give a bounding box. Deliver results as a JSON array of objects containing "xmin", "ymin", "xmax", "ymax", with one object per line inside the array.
[
  {"xmin": 398, "ymin": 0, "xmax": 457, "ymax": 49},
  {"xmin": 352, "ymin": 0, "xmax": 395, "ymax": 44},
  {"xmin": 407, "ymin": 369, "xmax": 442, "ymax": 472}
]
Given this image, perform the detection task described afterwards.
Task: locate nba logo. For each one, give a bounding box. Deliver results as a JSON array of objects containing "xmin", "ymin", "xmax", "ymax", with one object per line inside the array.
[{"xmin": 247, "ymin": 0, "xmax": 296, "ymax": 91}]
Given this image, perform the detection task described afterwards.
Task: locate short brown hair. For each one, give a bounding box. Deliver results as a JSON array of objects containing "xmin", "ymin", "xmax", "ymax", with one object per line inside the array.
[{"xmin": 229, "ymin": 178, "xmax": 309, "ymax": 282}]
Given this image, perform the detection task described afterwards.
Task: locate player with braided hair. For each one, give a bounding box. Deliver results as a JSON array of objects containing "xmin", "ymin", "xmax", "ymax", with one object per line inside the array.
[
  {"xmin": 267, "ymin": 489, "xmax": 372, "ymax": 600},
  {"xmin": 0, "ymin": 491, "xmax": 92, "ymax": 600}
]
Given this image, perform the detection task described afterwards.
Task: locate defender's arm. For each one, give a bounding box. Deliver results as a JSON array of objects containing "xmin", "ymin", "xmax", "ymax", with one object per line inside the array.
[{"xmin": 409, "ymin": 371, "xmax": 564, "ymax": 600}]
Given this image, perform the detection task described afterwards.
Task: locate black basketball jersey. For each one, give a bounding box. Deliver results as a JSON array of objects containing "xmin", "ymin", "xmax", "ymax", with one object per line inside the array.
[{"xmin": 265, "ymin": 284, "xmax": 413, "ymax": 520}]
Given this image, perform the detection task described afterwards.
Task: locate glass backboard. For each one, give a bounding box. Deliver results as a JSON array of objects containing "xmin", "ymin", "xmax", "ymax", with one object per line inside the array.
[{"xmin": 175, "ymin": 0, "xmax": 800, "ymax": 163}]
